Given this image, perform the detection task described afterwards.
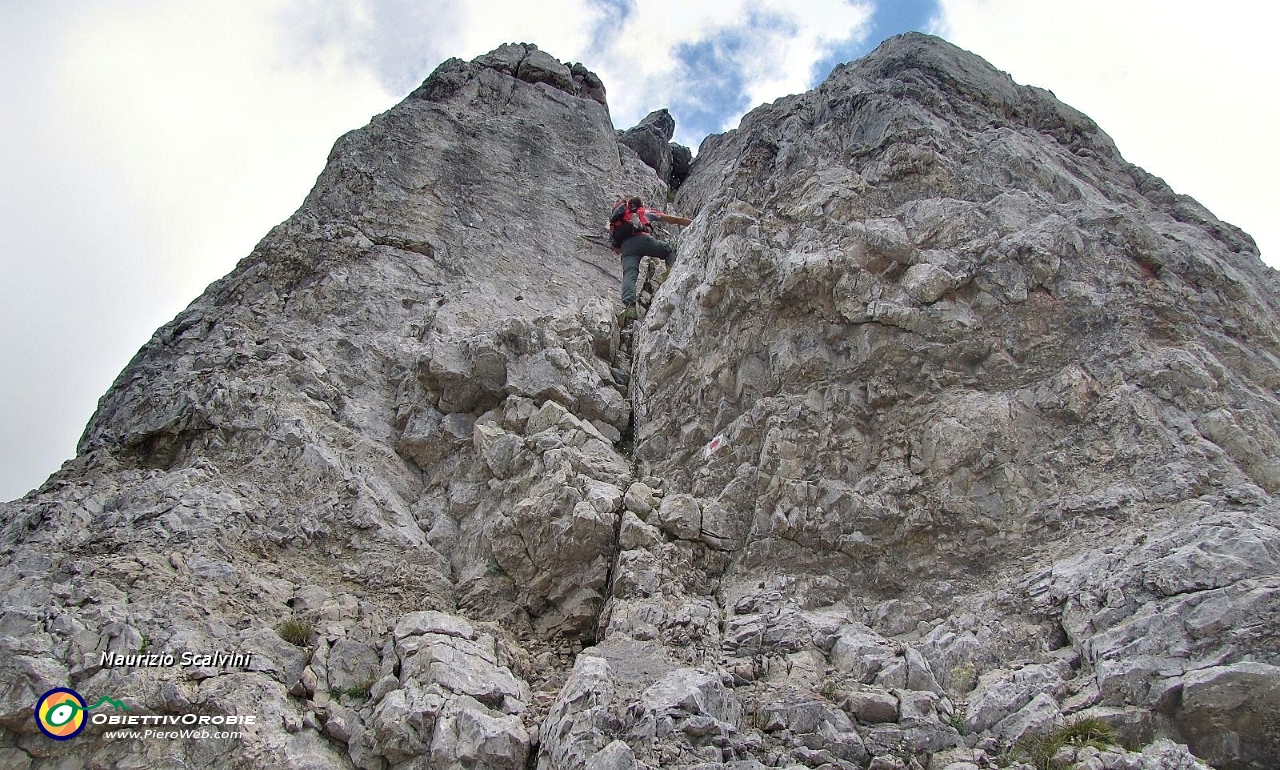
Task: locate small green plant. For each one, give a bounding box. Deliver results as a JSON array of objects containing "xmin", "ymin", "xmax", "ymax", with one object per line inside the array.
[
  {"xmin": 892, "ymin": 739, "xmax": 915, "ymax": 764},
  {"xmin": 818, "ymin": 679, "xmax": 840, "ymax": 701},
  {"xmin": 333, "ymin": 679, "xmax": 374, "ymax": 701},
  {"xmin": 947, "ymin": 662, "xmax": 978, "ymax": 694},
  {"xmin": 486, "ymin": 557, "xmax": 507, "ymax": 577},
  {"xmin": 1059, "ymin": 717, "xmax": 1117, "ymax": 744},
  {"xmin": 1016, "ymin": 717, "xmax": 1119, "ymax": 770},
  {"xmin": 948, "ymin": 707, "xmax": 966, "ymax": 734},
  {"xmin": 277, "ymin": 618, "xmax": 313, "ymax": 647}
]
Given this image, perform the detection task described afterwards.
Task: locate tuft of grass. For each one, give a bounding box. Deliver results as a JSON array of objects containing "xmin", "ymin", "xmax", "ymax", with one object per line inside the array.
[
  {"xmin": 277, "ymin": 618, "xmax": 313, "ymax": 648},
  {"xmin": 1016, "ymin": 716, "xmax": 1119, "ymax": 770},
  {"xmin": 947, "ymin": 662, "xmax": 978, "ymax": 694},
  {"xmin": 1056, "ymin": 716, "xmax": 1117, "ymax": 746},
  {"xmin": 333, "ymin": 679, "xmax": 374, "ymax": 701}
]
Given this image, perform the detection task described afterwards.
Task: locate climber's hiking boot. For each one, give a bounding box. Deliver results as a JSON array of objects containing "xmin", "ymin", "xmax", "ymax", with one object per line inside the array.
[{"xmin": 621, "ymin": 304, "xmax": 638, "ymax": 324}]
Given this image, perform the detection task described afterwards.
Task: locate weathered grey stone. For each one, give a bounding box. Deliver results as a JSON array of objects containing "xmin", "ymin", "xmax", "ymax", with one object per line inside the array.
[
  {"xmin": 537, "ymin": 654, "xmax": 619, "ymax": 770},
  {"xmin": 399, "ymin": 407, "xmax": 473, "ymax": 468},
  {"xmin": 242, "ymin": 626, "xmax": 310, "ymax": 687},
  {"xmin": 476, "ymin": 43, "xmax": 574, "ymax": 93},
  {"xmin": 830, "ymin": 624, "xmax": 899, "ymax": 683},
  {"xmin": 623, "ymin": 481, "xmax": 660, "ymax": 518},
  {"xmin": 640, "ymin": 668, "xmax": 742, "ymax": 726},
  {"xmin": 327, "ymin": 639, "xmax": 380, "ymax": 695},
  {"xmin": 991, "ymin": 692, "xmax": 1060, "ymax": 745},
  {"xmin": 669, "ymin": 144, "xmax": 693, "ymax": 189},
  {"xmin": 1096, "ymin": 656, "xmax": 1184, "ymax": 707},
  {"xmin": 618, "ymin": 109, "xmax": 678, "ymax": 185},
  {"xmin": 896, "ymin": 688, "xmax": 941, "ymax": 726},
  {"xmin": 474, "ymin": 422, "xmax": 527, "ymax": 479},
  {"xmin": 3, "ymin": 30, "xmax": 1280, "ymax": 770},
  {"xmin": 348, "ymin": 725, "xmax": 389, "ymax": 770},
  {"xmin": 585, "ymin": 740, "xmax": 639, "ymax": 770},
  {"xmin": 906, "ymin": 646, "xmax": 945, "ymax": 694},
  {"xmin": 657, "ymin": 493, "xmax": 702, "ymax": 540},
  {"xmin": 400, "ymin": 636, "xmax": 528, "ymax": 712},
  {"xmin": 964, "ymin": 664, "xmax": 1064, "ymax": 735},
  {"xmin": 430, "ymin": 694, "xmax": 530, "ymax": 769},
  {"xmin": 901, "ymin": 262, "xmax": 955, "ymax": 303},
  {"xmin": 324, "ymin": 702, "xmax": 359, "ymax": 743},
  {"xmin": 1173, "ymin": 662, "xmax": 1280, "ymax": 770},
  {"xmin": 619, "ymin": 510, "xmax": 662, "ymax": 550},
  {"xmin": 395, "ymin": 611, "xmax": 474, "ymax": 641},
  {"xmin": 1135, "ymin": 739, "xmax": 1215, "ymax": 769},
  {"xmin": 370, "ymin": 681, "xmax": 447, "ymax": 763},
  {"xmin": 928, "ymin": 748, "xmax": 989, "ymax": 770},
  {"xmin": 584, "ymin": 478, "xmax": 624, "ymax": 514},
  {"xmin": 1072, "ymin": 706, "xmax": 1157, "ymax": 753},
  {"xmin": 842, "ymin": 688, "xmax": 900, "ymax": 724}
]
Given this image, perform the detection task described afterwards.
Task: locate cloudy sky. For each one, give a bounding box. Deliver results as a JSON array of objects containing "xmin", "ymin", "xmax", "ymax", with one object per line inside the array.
[{"xmin": 2, "ymin": 0, "xmax": 1275, "ymax": 502}]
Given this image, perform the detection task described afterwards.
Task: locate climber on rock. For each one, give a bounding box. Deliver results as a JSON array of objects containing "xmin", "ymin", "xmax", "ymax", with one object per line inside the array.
[{"xmin": 608, "ymin": 196, "xmax": 692, "ymax": 321}]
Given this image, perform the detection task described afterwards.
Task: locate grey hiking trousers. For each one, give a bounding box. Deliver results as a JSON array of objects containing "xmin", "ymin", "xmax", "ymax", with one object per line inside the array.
[{"xmin": 619, "ymin": 234, "xmax": 676, "ymax": 306}]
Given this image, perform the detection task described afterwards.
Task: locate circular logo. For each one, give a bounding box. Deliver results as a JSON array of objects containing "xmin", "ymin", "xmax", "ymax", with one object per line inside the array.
[{"xmin": 35, "ymin": 688, "xmax": 87, "ymax": 740}]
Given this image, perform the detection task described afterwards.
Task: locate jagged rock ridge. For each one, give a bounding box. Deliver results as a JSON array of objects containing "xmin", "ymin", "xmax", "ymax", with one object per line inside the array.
[
  {"xmin": 2, "ymin": 34, "xmax": 1279, "ymax": 770},
  {"xmin": 618, "ymin": 108, "xmax": 693, "ymax": 190}
]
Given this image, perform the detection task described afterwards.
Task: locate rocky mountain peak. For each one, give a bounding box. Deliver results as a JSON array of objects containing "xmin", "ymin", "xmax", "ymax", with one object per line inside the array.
[
  {"xmin": 3, "ymin": 34, "xmax": 1278, "ymax": 770},
  {"xmin": 414, "ymin": 42, "xmax": 607, "ymax": 106},
  {"xmin": 618, "ymin": 108, "xmax": 692, "ymax": 190}
]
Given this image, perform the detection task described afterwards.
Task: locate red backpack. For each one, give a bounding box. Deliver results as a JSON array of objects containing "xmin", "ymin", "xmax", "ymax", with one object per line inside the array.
[{"xmin": 609, "ymin": 199, "xmax": 651, "ymax": 247}]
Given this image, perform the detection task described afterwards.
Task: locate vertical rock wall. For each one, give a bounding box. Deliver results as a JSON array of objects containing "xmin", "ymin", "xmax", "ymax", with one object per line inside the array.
[
  {"xmin": 580, "ymin": 33, "xmax": 1280, "ymax": 770},
  {"xmin": 0, "ymin": 43, "xmax": 661, "ymax": 769}
]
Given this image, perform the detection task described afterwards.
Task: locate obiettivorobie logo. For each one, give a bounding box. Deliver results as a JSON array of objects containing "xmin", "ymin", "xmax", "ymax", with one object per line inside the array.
[
  {"xmin": 34, "ymin": 688, "xmax": 130, "ymax": 740},
  {"xmin": 34, "ymin": 686, "xmax": 257, "ymax": 742}
]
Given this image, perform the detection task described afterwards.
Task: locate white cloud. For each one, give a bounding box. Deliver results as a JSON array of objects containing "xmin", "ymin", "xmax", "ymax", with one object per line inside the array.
[
  {"xmin": 281, "ymin": 0, "xmax": 611, "ymax": 95},
  {"xmin": 280, "ymin": 0, "xmax": 875, "ymax": 145},
  {"xmin": 593, "ymin": 0, "xmax": 875, "ymax": 141},
  {"xmin": 54, "ymin": 2, "xmax": 394, "ymax": 297},
  {"xmin": 0, "ymin": 1, "xmax": 392, "ymax": 500},
  {"xmin": 932, "ymin": 0, "xmax": 1277, "ymax": 266}
]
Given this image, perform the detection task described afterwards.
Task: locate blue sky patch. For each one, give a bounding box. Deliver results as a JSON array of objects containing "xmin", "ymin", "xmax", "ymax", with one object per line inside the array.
[
  {"xmin": 586, "ymin": 0, "xmax": 632, "ymax": 52},
  {"xmin": 668, "ymin": 35, "xmax": 757, "ymax": 142},
  {"xmin": 650, "ymin": 1, "xmax": 943, "ymax": 146},
  {"xmin": 811, "ymin": 0, "xmax": 942, "ymax": 87}
]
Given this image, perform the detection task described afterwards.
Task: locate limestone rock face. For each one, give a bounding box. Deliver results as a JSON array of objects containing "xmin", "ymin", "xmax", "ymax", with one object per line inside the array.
[
  {"xmin": 0, "ymin": 42, "xmax": 656, "ymax": 769},
  {"xmin": 618, "ymin": 108, "xmax": 693, "ymax": 190},
  {"xmin": 623, "ymin": 31, "xmax": 1278, "ymax": 770},
  {"xmin": 4, "ymin": 33, "xmax": 1280, "ymax": 770}
]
